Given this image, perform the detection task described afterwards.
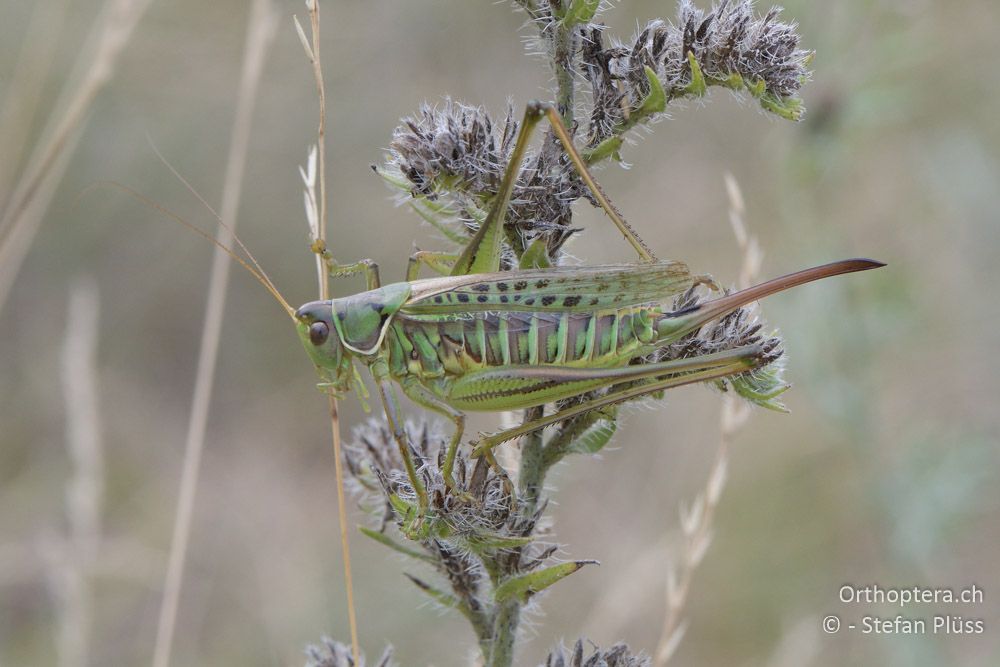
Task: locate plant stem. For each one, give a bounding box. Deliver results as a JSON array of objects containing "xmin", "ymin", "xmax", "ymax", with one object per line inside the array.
[
  {"xmin": 547, "ymin": 10, "xmax": 577, "ymax": 129},
  {"xmin": 481, "ymin": 407, "xmax": 548, "ymax": 667},
  {"xmin": 486, "ymin": 600, "xmax": 522, "ymax": 667},
  {"xmin": 304, "ymin": 1, "xmax": 361, "ymax": 662},
  {"xmin": 481, "ymin": 6, "xmax": 581, "ymax": 648},
  {"xmin": 518, "ymin": 407, "xmax": 548, "ymax": 513}
]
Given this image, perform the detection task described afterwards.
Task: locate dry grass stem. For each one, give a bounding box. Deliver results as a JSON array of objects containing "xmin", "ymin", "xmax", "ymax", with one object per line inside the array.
[
  {"xmin": 46, "ymin": 280, "xmax": 105, "ymax": 667},
  {"xmin": 151, "ymin": 3, "xmax": 279, "ymax": 666},
  {"xmin": 6, "ymin": 283, "xmax": 160, "ymax": 665},
  {"xmin": 296, "ymin": 1, "xmax": 329, "ymax": 293},
  {"xmin": 0, "ymin": 1, "xmax": 67, "ymax": 203},
  {"xmin": 0, "ymin": 0, "xmax": 153, "ymax": 314},
  {"xmin": 297, "ymin": 2, "xmax": 361, "ymax": 662},
  {"xmin": 654, "ymin": 175, "xmax": 760, "ymax": 666}
]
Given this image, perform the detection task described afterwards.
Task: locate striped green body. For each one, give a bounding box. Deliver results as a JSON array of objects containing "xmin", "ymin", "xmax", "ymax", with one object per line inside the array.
[
  {"xmin": 385, "ymin": 305, "xmax": 655, "ymax": 399},
  {"xmin": 388, "ymin": 303, "xmax": 677, "ymax": 411},
  {"xmin": 372, "ymin": 262, "xmax": 696, "ymax": 411},
  {"xmin": 293, "ymin": 262, "xmax": 699, "ymax": 413},
  {"xmin": 297, "ymin": 258, "xmax": 881, "ymax": 415},
  {"xmin": 388, "ymin": 306, "xmax": 658, "ymax": 377}
]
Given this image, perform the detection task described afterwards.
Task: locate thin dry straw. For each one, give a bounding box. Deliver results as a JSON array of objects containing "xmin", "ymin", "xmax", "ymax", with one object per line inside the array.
[
  {"xmin": 151, "ymin": 3, "xmax": 279, "ymax": 666},
  {"xmin": 0, "ymin": 1, "xmax": 67, "ymax": 204},
  {"xmin": 52, "ymin": 280, "xmax": 104, "ymax": 667},
  {"xmin": 0, "ymin": 0, "xmax": 153, "ymax": 315},
  {"xmin": 3, "ymin": 281, "xmax": 156, "ymax": 662},
  {"xmin": 296, "ymin": 1, "xmax": 362, "ymax": 661}
]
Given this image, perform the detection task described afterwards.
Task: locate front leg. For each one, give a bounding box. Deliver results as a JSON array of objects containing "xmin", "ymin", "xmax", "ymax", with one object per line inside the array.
[
  {"xmin": 372, "ymin": 374, "xmax": 428, "ymax": 510},
  {"xmin": 397, "ymin": 377, "xmax": 465, "ymax": 491},
  {"xmin": 406, "ymin": 249, "xmax": 457, "ymax": 281},
  {"xmin": 311, "ymin": 239, "xmax": 381, "ymax": 290}
]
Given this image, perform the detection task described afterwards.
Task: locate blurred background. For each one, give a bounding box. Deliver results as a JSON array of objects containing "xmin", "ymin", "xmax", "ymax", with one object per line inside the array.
[{"xmin": 1, "ymin": 0, "xmax": 997, "ymax": 665}]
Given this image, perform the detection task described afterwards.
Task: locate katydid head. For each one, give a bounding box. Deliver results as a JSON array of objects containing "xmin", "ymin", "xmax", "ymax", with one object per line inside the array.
[
  {"xmin": 295, "ymin": 301, "xmax": 354, "ymax": 393},
  {"xmin": 294, "ymin": 284, "xmax": 411, "ymax": 392}
]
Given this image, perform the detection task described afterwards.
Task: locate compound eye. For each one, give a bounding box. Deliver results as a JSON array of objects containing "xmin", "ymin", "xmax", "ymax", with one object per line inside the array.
[{"xmin": 308, "ymin": 321, "xmax": 330, "ymax": 346}]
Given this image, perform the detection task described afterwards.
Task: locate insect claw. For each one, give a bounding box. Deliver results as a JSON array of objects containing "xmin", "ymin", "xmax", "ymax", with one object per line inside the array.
[
  {"xmin": 310, "ymin": 238, "xmax": 327, "ymax": 255},
  {"xmin": 693, "ymin": 273, "xmax": 720, "ymax": 291},
  {"xmin": 442, "ymin": 473, "xmax": 477, "ymax": 505}
]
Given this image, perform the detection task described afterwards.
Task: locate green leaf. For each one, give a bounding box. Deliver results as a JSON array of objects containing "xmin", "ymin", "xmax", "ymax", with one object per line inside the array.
[
  {"xmin": 519, "ymin": 238, "xmax": 552, "ymax": 269},
  {"xmin": 682, "ymin": 52, "xmax": 707, "ymax": 97},
  {"xmin": 464, "ymin": 532, "xmax": 534, "ymax": 552},
  {"xmin": 387, "ymin": 493, "xmax": 444, "ymax": 541},
  {"xmin": 375, "ymin": 165, "xmax": 411, "ymax": 191},
  {"xmin": 404, "ymin": 573, "xmax": 471, "ymax": 619},
  {"xmin": 359, "ymin": 526, "xmax": 436, "ymax": 563},
  {"xmin": 494, "ymin": 560, "xmax": 597, "ymax": 602},
  {"xmin": 582, "ymin": 135, "xmax": 623, "ymax": 164},
  {"xmin": 409, "ymin": 201, "xmax": 468, "ymax": 245},
  {"xmin": 726, "ymin": 364, "xmax": 791, "ymax": 412},
  {"xmin": 564, "ymin": 0, "xmax": 600, "ymax": 25},
  {"xmin": 637, "ymin": 65, "xmax": 667, "ymax": 116},
  {"xmin": 580, "ymin": 68, "xmax": 662, "ymax": 165},
  {"xmin": 759, "ymin": 93, "xmax": 805, "ymax": 121},
  {"xmin": 744, "ymin": 77, "xmax": 767, "ymax": 98},
  {"xmin": 387, "ymin": 492, "xmax": 412, "ymax": 517},
  {"xmin": 377, "ymin": 167, "xmax": 469, "ymax": 244},
  {"xmin": 567, "ymin": 416, "xmax": 617, "ymax": 455},
  {"xmin": 710, "ymin": 72, "xmax": 745, "ymax": 91}
]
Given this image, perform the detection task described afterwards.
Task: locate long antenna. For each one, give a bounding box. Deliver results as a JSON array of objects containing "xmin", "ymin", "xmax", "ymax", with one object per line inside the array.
[
  {"xmin": 91, "ymin": 181, "xmax": 295, "ymax": 317},
  {"xmin": 144, "ymin": 138, "xmax": 294, "ymax": 316}
]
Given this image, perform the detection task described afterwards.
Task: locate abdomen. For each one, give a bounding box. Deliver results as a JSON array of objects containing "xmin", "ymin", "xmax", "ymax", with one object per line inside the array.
[{"xmin": 385, "ymin": 306, "xmax": 660, "ymax": 379}]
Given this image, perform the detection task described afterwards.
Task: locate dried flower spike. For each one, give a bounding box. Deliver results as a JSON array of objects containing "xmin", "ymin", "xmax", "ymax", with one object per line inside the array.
[{"xmin": 542, "ymin": 639, "xmax": 651, "ymax": 667}]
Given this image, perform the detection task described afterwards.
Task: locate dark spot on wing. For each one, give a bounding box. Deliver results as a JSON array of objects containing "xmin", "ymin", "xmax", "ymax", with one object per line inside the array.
[
  {"xmin": 499, "ymin": 295, "xmax": 509, "ymax": 303},
  {"xmin": 472, "ymin": 283, "xmax": 489, "ymax": 292},
  {"xmin": 589, "ymin": 297, "xmax": 600, "ymax": 306},
  {"xmin": 457, "ymin": 293, "xmax": 470, "ymax": 303},
  {"xmin": 541, "ymin": 296, "xmax": 556, "ymax": 306},
  {"xmin": 477, "ymin": 294, "xmax": 489, "ymax": 303},
  {"xmin": 563, "ymin": 296, "xmax": 581, "ymax": 307},
  {"xmin": 497, "ymin": 282, "xmax": 509, "ymax": 291},
  {"xmin": 535, "ymin": 279, "xmax": 550, "ymax": 288},
  {"xmin": 513, "ymin": 294, "xmax": 522, "ymax": 301},
  {"xmin": 434, "ymin": 295, "xmax": 443, "ymax": 303},
  {"xmin": 524, "ymin": 298, "xmax": 535, "ymax": 306},
  {"xmin": 514, "ymin": 280, "xmax": 528, "ymax": 290}
]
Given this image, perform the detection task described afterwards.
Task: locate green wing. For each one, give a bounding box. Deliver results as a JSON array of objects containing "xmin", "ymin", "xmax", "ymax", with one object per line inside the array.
[{"xmin": 402, "ymin": 261, "xmax": 693, "ymax": 315}]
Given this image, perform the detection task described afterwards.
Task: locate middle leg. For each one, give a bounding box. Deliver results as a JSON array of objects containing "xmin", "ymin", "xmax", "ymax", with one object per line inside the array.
[{"xmin": 400, "ymin": 376, "xmax": 513, "ymax": 496}]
